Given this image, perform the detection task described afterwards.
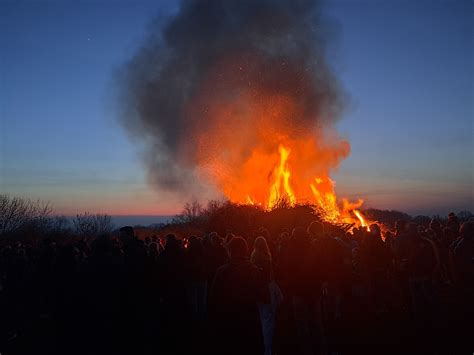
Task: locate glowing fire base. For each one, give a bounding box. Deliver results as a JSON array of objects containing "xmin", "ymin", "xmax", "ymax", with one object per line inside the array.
[{"xmin": 241, "ymin": 144, "xmax": 370, "ymax": 230}]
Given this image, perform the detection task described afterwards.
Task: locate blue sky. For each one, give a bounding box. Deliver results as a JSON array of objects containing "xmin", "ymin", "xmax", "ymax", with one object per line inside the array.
[{"xmin": 1, "ymin": 0, "xmax": 472, "ymax": 216}]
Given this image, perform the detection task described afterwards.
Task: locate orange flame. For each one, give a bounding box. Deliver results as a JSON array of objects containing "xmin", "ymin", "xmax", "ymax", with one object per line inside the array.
[
  {"xmin": 310, "ymin": 177, "xmax": 341, "ymax": 223},
  {"xmin": 238, "ymin": 143, "xmax": 371, "ymax": 228},
  {"xmin": 268, "ymin": 145, "xmax": 296, "ymax": 208},
  {"xmin": 353, "ymin": 209, "xmax": 371, "ymax": 231}
]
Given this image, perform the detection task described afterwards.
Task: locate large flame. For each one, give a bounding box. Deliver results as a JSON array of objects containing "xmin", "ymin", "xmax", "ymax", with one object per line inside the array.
[
  {"xmin": 268, "ymin": 145, "xmax": 296, "ymax": 208},
  {"xmin": 246, "ymin": 143, "xmax": 371, "ymax": 229}
]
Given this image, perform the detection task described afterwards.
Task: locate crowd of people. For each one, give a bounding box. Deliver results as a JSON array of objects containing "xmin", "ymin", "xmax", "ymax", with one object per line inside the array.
[{"xmin": 0, "ymin": 212, "xmax": 473, "ymax": 355}]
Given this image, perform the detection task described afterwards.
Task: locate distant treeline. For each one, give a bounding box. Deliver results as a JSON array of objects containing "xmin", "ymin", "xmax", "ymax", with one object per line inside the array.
[{"xmin": 1, "ymin": 194, "xmax": 472, "ymax": 241}]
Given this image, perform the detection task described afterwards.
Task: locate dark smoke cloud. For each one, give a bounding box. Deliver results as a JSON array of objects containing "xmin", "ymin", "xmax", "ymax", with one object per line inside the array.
[{"xmin": 118, "ymin": 0, "xmax": 345, "ymax": 197}]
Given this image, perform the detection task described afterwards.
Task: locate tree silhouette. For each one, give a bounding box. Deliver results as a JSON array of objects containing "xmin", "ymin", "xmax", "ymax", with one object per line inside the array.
[
  {"xmin": 72, "ymin": 212, "xmax": 113, "ymax": 237},
  {"xmin": 0, "ymin": 194, "xmax": 53, "ymax": 236}
]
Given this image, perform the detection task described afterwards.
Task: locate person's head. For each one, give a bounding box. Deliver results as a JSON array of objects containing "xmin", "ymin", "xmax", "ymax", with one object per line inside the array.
[
  {"xmin": 227, "ymin": 236, "xmax": 248, "ymax": 259},
  {"xmin": 252, "ymin": 236, "xmax": 271, "ymax": 260},
  {"xmin": 369, "ymin": 223, "xmax": 381, "ymax": 238},
  {"xmin": 460, "ymin": 221, "xmax": 474, "ymax": 239},
  {"xmin": 149, "ymin": 242, "xmax": 159, "ymax": 255},
  {"xmin": 279, "ymin": 231, "xmax": 289, "ymax": 241},
  {"xmin": 292, "ymin": 226, "xmax": 309, "ymax": 242},
  {"xmin": 119, "ymin": 226, "xmax": 135, "ymax": 244},
  {"xmin": 352, "ymin": 246, "xmax": 360, "ymax": 258},
  {"xmin": 307, "ymin": 221, "xmax": 324, "ymax": 239},
  {"xmin": 430, "ymin": 219, "xmax": 441, "ymax": 231},
  {"xmin": 395, "ymin": 220, "xmax": 407, "ymax": 234},
  {"xmin": 92, "ymin": 233, "xmax": 114, "ymax": 256},
  {"xmin": 447, "ymin": 212, "xmax": 460, "ymax": 235},
  {"xmin": 16, "ymin": 247, "xmax": 26, "ymax": 257},
  {"xmin": 165, "ymin": 234, "xmax": 179, "ymax": 250},
  {"xmin": 258, "ymin": 227, "xmax": 270, "ymax": 241},
  {"xmin": 201, "ymin": 234, "xmax": 211, "ymax": 248},
  {"xmin": 209, "ymin": 232, "xmax": 222, "ymax": 246},
  {"xmin": 188, "ymin": 235, "xmax": 203, "ymax": 252}
]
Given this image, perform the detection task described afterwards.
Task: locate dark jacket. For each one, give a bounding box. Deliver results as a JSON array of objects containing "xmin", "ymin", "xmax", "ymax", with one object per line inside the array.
[{"xmin": 209, "ymin": 257, "xmax": 264, "ymax": 355}]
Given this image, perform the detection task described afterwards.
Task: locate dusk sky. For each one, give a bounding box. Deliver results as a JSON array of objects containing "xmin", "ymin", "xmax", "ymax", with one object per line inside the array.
[{"xmin": 1, "ymin": 0, "xmax": 473, "ymax": 217}]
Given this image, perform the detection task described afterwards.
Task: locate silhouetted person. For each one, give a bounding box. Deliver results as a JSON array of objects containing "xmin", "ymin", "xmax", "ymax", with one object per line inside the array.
[
  {"xmin": 251, "ymin": 236, "xmax": 278, "ymax": 355},
  {"xmin": 158, "ymin": 234, "xmax": 189, "ymax": 354},
  {"xmin": 280, "ymin": 226, "xmax": 321, "ymax": 355},
  {"xmin": 403, "ymin": 223, "xmax": 439, "ymax": 352},
  {"xmin": 452, "ymin": 221, "xmax": 474, "ymax": 288},
  {"xmin": 186, "ymin": 236, "xmax": 208, "ymax": 322},
  {"xmin": 428, "ymin": 219, "xmax": 451, "ymax": 283},
  {"xmin": 206, "ymin": 232, "xmax": 228, "ymax": 283},
  {"xmin": 119, "ymin": 226, "xmax": 135, "ymax": 245},
  {"xmin": 429, "ymin": 219, "xmax": 443, "ymax": 243},
  {"xmin": 450, "ymin": 221, "xmax": 474, "ymax": 352},
  {"xmin": 209, "ymin": 236, "xmax": 264, "ymax": 355},
  {"xmin": 82, "ymin": 233, "xmax": 125, "ymax": 355},
  {"xmin": 118, "ymin": 226, "xmax": 148, "ymax": 354},
  {"xmin": 447, "ymin": 212, "xmax": 460, "ymax": 237},
  {"xmin": 360, "ymin": 224, "xmax": 391, "ymax": 312}
]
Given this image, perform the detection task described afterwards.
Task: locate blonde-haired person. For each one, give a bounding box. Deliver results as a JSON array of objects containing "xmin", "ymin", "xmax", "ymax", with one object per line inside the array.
[
  {"xmin": 251, "ymin": 237, "xmax": 273, "ymax": 277},
  {"xmin": 251, "ymin": 236, "xmax": 282, "ymax": 355}
]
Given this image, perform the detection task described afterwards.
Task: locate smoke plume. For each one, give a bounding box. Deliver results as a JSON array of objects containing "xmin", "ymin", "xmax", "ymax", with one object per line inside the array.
[{"xmin": 119, "ymin": 0, "xmax": 348, "ymax": 201}]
